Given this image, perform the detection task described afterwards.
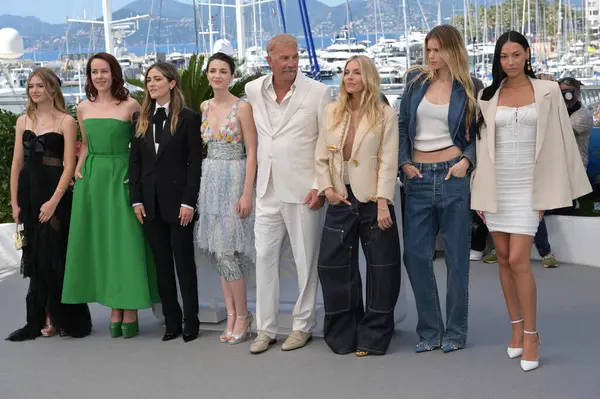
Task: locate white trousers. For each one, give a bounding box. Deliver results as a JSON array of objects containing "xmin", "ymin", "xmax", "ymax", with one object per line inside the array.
[{"xmin": 254, "ymin": 176, "xmax": 323, "ymax": 338}]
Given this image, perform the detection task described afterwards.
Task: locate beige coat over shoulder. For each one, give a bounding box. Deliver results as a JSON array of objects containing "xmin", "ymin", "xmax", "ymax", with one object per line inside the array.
[
  {"xmin": 315, "ymin": 104, "xmax": 399, "ymax": 203},
  {"xmin": 471, "ymin": 77, "xmax": 592, "ymax": 213}
]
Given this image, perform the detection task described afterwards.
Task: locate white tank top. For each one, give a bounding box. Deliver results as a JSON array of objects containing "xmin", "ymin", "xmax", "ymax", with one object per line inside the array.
[{"xmin": 414, "ymin": 96, "xmax": 454, "ymax": 152}]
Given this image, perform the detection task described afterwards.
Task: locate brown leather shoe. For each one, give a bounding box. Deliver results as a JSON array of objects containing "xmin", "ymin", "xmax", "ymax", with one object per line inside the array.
[{"xmin": 281, "ymin": 331, "xmax": 312, "ymax": 351}]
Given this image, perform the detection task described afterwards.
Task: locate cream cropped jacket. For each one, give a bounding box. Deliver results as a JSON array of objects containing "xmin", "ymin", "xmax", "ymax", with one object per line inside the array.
[{"xmin": 315, "ymin": 104, "xmax": 399, "ymax": 203}]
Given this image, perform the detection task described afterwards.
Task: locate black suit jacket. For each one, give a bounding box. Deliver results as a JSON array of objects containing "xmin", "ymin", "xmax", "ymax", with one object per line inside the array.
[{"xmin": 129, "ymin": 107, "xmax": 203, "ymax": 224}]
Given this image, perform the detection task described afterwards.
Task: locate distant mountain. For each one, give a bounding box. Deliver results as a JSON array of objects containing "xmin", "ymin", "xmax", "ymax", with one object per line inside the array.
[
  {"xmin": 0, "ymin": 15, "xmax": 65, "ymax": 38},
  {"xmin": 1, "ymin": 0, "xmax": 444, "ymax": 52}
]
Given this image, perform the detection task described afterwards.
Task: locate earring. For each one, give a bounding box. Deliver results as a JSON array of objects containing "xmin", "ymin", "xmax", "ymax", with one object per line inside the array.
[{"xmin": 527, "ymin": 60, "xmax": 531, "ymax": 71}]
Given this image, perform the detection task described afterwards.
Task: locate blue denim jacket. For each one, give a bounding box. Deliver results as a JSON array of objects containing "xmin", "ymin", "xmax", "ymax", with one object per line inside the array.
[{"xmin": 398, "ymin": 71, "xmax": 478, "ymax": 169}]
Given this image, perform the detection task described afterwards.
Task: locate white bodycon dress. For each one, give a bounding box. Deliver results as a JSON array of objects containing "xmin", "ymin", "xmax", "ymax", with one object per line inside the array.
[{"xmin": 484, "ymin": 104, "xmax": 539, "ymax": 236}]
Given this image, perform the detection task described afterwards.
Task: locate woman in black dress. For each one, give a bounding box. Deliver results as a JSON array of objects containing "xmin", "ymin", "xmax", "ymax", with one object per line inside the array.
[{"xmin": 6, "ymin": 67, "xmax": 92, "ymax": 341}]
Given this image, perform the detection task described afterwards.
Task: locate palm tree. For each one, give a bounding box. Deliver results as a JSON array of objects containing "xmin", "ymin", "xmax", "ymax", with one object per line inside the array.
[{"xmin": 127, "ymin": 54, "xmax": 261, "ymax": 111}]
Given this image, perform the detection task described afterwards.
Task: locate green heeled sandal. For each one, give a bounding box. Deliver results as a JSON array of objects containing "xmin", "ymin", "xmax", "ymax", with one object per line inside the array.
[
  {"xmin": 121, "ymin": 319, "xmax": 139, "ymax": 339},
  {"xmin": 109, "ymin": 322, "xmax": 123, "ymax": 338}
]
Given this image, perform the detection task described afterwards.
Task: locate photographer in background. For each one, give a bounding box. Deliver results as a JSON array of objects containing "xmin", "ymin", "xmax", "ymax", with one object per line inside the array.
[{"xmin": 557, "ymin": 77, "xmax": 593, "ymax": 169}]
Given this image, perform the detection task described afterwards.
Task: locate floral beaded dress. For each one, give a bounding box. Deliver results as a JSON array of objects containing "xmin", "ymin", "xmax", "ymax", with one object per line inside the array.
[{"xmin": 194, "ymin": 99, "xmax": 255, "ymax": 281}]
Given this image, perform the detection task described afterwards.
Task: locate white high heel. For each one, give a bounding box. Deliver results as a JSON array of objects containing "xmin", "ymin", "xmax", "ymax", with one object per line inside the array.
[
  {"xmin": 520, "ymin": 330, "xmax": 541, "ymax": 372},
  {"xmin": 507, "ymin": 319, "xmax": 524, "ymax": 359}
]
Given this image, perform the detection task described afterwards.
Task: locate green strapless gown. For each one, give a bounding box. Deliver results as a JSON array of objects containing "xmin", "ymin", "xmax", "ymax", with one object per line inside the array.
[{"xmin": 62, "ymin": 118, "xmax": 160, "ymax": 309}]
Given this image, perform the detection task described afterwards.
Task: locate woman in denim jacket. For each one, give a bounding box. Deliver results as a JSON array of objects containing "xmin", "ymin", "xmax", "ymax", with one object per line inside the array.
[{"xmin": 399, "ymin": 24, "xmax": 478, "ymax": 353}]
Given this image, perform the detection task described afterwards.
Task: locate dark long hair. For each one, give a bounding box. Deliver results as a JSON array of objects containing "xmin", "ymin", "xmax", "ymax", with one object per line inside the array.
[
  {"xmin": 85, "ymin": 52, "xmax": 129, "ymax": 102},
  {"xmin": 480, "ymin": 31, "xmax": 537, "ymax": 102}
]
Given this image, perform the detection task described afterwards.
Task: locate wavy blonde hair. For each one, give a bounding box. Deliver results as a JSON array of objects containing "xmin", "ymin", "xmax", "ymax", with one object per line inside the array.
[
  {"xmin": 136, "ymin": 62, "xmax": 185, "ymax": 137},
  {"xmin": 407, "ymin": 24, "xmax": 477, "ymax": 127},
  {"xmin": 25, "ymin": 67, "xmax": 68, "ymax": 123},
  {"xmin": 329, "ymin": 55, "xmax": 383, "ymax": 131}
]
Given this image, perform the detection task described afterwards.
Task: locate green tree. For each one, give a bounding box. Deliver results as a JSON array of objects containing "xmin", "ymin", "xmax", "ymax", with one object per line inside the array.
[{"xmin": 0, "ymin": 110, "xmax": 19, "ymax": 223}]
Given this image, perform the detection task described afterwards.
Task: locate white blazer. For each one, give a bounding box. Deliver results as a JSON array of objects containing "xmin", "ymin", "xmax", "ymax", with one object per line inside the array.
[
  {"xmin": 245, "ymin": 73, "xmax": 332, "ymax": 203},
  {"xmin": 472, "ymin": 77, "xmax": 592, "ymax": 212}
]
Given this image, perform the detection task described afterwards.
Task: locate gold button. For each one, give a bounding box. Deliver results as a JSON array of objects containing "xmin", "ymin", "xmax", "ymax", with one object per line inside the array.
[{"xmin": 353, "ymin": 160, "xmax": 359, "ymax": 166}]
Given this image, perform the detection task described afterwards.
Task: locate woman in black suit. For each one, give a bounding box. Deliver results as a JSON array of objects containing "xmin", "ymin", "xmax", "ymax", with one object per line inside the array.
[{"xmin": 129, "ymin": 62, "xmax": 203, "ymax": 342}]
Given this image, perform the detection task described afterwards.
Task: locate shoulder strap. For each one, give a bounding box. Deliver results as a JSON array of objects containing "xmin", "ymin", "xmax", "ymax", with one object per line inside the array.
[{"xmin": 56, "ymin": 114, "xmax": 68, "ymax": 131}]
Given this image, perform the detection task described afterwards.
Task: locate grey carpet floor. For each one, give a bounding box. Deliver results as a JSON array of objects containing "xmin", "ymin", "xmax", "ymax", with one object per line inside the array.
[{"xmin": 0, "ymin": 259, "xmax": 599, "ymax": 399}]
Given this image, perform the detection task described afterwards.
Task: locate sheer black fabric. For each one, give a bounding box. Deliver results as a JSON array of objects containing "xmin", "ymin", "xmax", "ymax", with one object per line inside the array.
[{"xmin": 6, "ymin": 130, "xmax": 92, "ymax": 341}]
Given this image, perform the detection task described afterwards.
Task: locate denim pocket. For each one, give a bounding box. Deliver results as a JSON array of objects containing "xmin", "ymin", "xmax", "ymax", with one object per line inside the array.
[
  {"xmin": 365, "ymin": 225, "xmax": 401, "ymax": 313},
  {"xmin": 318, "ymin": 225, "xmax": 352, "ymax": 314}
]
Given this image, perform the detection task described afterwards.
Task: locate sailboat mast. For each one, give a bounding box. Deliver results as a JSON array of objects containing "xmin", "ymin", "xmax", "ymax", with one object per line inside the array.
[
  {"xmin": 375, "ymin": 0, "xmax": 379, "ymax": 46},
  {"xmin": 221, "ymin": 0, "xmax": 226, "ymax": 37},
  {"xmin": 585, "ymin": 0, "xmax": 589, "ymax": 63},
  {"xmin": 259, "ymin": 2, "xmax": 263, "ymax": 50},
  {"xmin": 558, "ymin": 0, "xmax": 562, "ymax": 58},
  {"xmin": 463, "ymin": 0, "xmax": 468, "ymax": 45},
  {"xmin": 495, "ymin": 0, "xmax": 499, "ymax": 41},
  {"xmin": 208, "ymin": 0, "xmax": 214, "ymax": 53},
  {"xmin": 235, "ymin": 0, "xmax": 245, "ymax": 59},
  {"xmin": 437, "ymin": 0, "xmax": 442, "ymax": 26},
  {"xmin": 402, "ymin": 0, "xmax": 409, "ymax": 70},
  {"xmin": 102, "ymin": 0, "xmax": 114, "ymax": 54},
  {"xmin": 527, "ymin": 0, "xmax": 531, "ymax": 40}
]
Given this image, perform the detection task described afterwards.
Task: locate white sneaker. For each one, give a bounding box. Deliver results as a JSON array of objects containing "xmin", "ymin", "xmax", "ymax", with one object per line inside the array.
[{"xmin": 470, "ymin": 250, "xmax": 483, "ymax": 261}]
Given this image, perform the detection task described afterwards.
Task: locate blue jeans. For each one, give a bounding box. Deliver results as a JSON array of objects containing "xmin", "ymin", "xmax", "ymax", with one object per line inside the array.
[{"xmin": 403, "ymin": 157, "xmax": 471, "ymax": 348}]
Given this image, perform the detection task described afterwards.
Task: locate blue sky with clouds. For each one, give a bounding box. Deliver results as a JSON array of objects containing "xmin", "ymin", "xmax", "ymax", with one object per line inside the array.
[{"xmin": 11, "ymin": 0, "xmax": 344, "ymax": 24}]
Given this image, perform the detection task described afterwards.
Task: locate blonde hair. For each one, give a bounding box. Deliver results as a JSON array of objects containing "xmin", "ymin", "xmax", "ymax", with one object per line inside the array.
[
  {"xmin": 329, "ymin": 55, "xmax": 383, "ymax": 131},
  {"xmin": 25, "ymin": 67, "xmax": 68, "ymax": 123},
  {"xmin": 408, "ymin": 24, "xmax": 477, "ymax": 127},
  {"xmin": 267, "ymin": 34, "xmax": 298, "ymax": 56},
  {"xmin": 136, "ymin": 62, "xmax": 186, "ymax": 137}
]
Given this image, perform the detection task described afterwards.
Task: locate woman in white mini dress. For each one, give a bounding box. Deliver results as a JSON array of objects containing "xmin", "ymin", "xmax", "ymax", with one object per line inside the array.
[{"xmin": 472, "ymin": 31, "xmax": 591, "ymax": 372}]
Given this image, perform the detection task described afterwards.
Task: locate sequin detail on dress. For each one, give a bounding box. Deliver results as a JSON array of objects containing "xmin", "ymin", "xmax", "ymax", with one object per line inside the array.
[{"xmin": 194, "ymin": 100, "xmax": 255, "ymax": 281}]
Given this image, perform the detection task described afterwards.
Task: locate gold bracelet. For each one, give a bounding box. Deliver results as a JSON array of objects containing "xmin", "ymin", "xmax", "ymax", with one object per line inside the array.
[
  {"xmin": 56, "ymin": 188, "xmax": 64, "ymax": 193},
  {"xmin": 377, "ymin": 207, "xmax": 389, "ymax": 211}
]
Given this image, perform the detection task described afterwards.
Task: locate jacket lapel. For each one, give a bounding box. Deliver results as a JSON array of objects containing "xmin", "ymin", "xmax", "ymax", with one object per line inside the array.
[
  {"xmin": 253, "ymin": 76, "xmax": 275, "ymax": 136},
  {"xmin": 143, "ymin": 120, "xmax": 157, "ymax": 160},
  {"xmin": 448, "ymin": 80, "xmax": 466, "ymax": 139},
  {"xmin": 479, "ymin": 81, "xmax": 502, "ymax": 164},
  {"xmin": 349, "ymin": 114, "xmax": 371, "ymax": 160},
  {"xmin": 408, "ymin": 79, "xmax": 429, "ymax": 139},
  {"xmin": 156, "ymin": 114, "xmax": 175, "ymax": 160},
  {"xmin": 532, "ymin": 78, "xmax": 551, "ymax": 162},
  {"xmin": 274, "ymin": 74, "xmax": 309, "ymax": 136}
]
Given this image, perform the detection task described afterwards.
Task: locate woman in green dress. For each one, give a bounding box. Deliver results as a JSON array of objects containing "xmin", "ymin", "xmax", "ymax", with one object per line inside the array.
[{"xmin": 62, "ymin": 52, "xmax": 160, "ymax": 338}]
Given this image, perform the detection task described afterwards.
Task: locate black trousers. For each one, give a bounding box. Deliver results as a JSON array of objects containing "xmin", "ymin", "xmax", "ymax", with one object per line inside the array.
[
  {"xmin": 317, "ymin": 186, "xmax": 401, "ymax": 355},
  {"xmin": 143, "ymin": 205, "xmax": 199, "ymax": 333}
]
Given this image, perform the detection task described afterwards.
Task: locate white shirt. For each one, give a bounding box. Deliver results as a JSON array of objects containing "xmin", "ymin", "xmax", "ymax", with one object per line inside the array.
[
  {"xmin": 414, "ymin": 97, "xmax": 454, "ymax": 152},
  {"xmin": 152, "ymin": 101, "xmax": 170, "ymax": 154},
  {"xmin": 132, "ymin": 101, "xmax": 194, "ymax": 210},
  {"xmin": 262, "ymin": 73, "xmax": 297, "ymax": 131}
]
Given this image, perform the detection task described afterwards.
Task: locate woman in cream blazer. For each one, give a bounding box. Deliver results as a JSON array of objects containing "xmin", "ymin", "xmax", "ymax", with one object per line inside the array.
[
  {"xmin": 314, "ymin": 55, "xmax": 401, "ymax": 357},
  {"xmin": 472, "ymin": 31, "xmax": 591, "ymax": 372}
]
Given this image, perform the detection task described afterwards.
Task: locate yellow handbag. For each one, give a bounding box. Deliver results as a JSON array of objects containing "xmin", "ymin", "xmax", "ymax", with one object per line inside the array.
[{"xmin": 14, "ymin": 224, "xmax": 26, "ymax": 250}]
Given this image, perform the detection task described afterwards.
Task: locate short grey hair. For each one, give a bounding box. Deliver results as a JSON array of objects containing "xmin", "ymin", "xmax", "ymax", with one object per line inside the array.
[{"xmin": 267, "ymin": 34, "xmax": 298, "ymax": 56}]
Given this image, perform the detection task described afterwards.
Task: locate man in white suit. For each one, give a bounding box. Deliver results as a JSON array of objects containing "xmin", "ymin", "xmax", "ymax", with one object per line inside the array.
[{"xmin": 245, "ymin": 34, "xmax": 331, "ymax": 354}]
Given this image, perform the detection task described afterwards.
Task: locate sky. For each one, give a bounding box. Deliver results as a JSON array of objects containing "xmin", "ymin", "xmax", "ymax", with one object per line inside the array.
[{"xmin": 10, "ymin": 0, "xmax": 346, "ymax": 24}]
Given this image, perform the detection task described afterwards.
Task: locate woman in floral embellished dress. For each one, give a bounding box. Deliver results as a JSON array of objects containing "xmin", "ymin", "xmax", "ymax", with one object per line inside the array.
[{"xmin": 194, "ymin": 52, "xmax": 258, "ymax": 345}]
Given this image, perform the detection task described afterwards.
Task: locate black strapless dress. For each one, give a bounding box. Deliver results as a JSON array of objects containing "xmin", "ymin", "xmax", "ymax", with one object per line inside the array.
[{"xmin": 6, "ymin": 131, "xmax": 92, "ymax": 341}]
